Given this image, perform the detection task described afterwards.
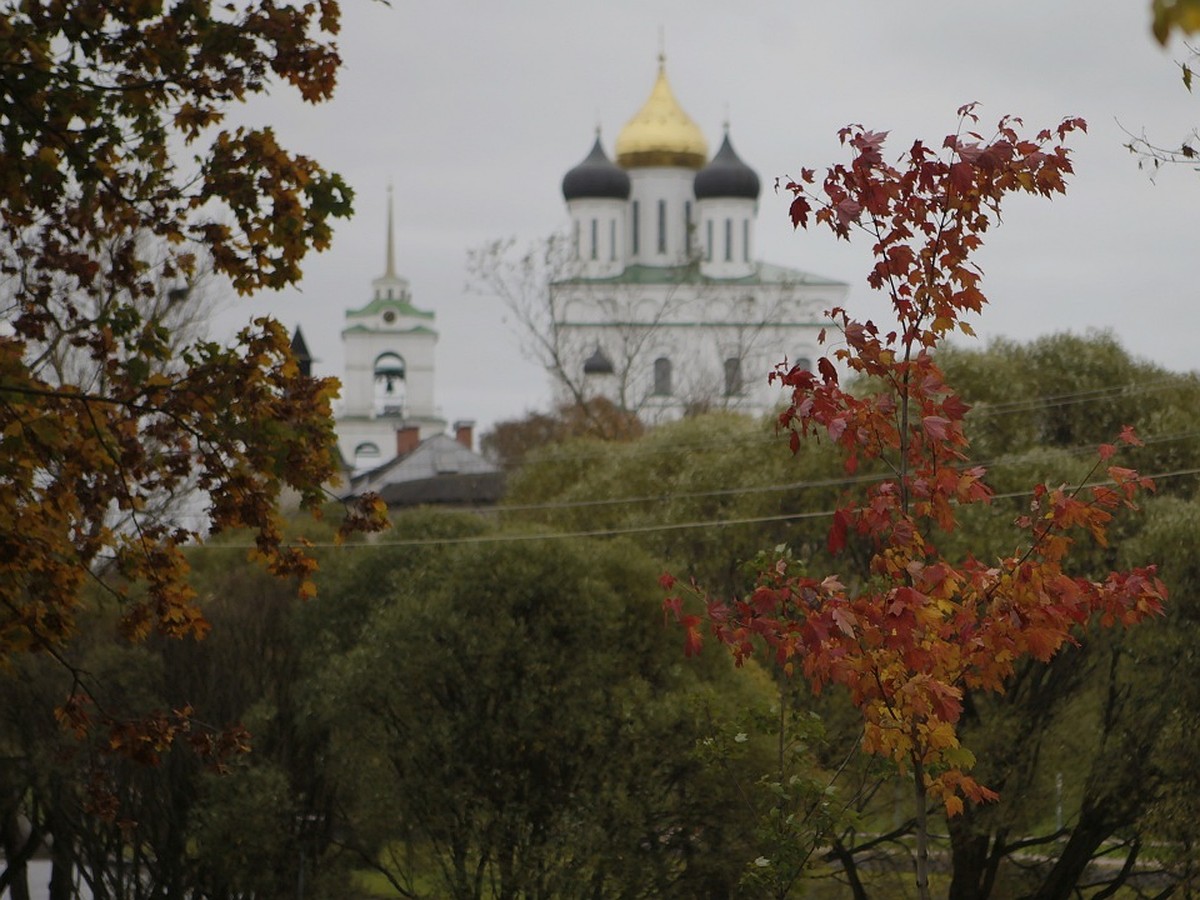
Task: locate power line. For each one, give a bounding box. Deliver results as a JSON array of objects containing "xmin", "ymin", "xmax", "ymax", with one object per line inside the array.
[
  {"xmin": 497, "ymin": 427, "xmax": 1200, "ymax": 515},
  {"xmin": 504, "ymin": 377, "xmax": 1199, "ymax": 466},
  {"xmin": 187, "ymin": 466, "xmax": 1200, "ymax": 551}
]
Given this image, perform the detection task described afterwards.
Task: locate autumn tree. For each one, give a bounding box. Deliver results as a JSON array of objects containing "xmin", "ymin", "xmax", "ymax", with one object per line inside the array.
[
  {"xmin": 664, "ymin": 108, "xmax": 1167, "ymax": 899},
  {"xmin": 914, "ymin": 335, "xmax": 1200, "ymax": 898},
  {"xmin": 480, "ymin": 396, "xmax": 643, "ymax": 470},
  {"xmin": 0, "ymin": 0, "xmax": 383, "ymax": 738}
]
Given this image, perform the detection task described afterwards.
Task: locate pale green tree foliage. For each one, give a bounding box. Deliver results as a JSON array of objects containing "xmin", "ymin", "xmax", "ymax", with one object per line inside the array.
[{"xmin": 317, "ymin": 510, "xmax": 793, "ymax": 899}]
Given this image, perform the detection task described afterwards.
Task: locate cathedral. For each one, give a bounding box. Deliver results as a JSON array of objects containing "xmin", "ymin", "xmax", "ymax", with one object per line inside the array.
[
  {"xmin": 555, "ymin": 55, "xmax": 848, "ymax": 422},
  {"xmin": 324, "ymin": 55, "xmax": 850, "ymax": 489}
]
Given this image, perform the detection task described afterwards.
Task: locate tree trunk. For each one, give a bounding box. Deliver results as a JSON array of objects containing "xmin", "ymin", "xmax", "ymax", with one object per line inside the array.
[
  {"xmin": 0, "ymin": 805, "xmax": 37, "ymax": 900},
  {"xmin": 1029, "ymin": 804, "xmax": 1115, "ymax": 900},
  {"xmin": 48, "ymin": 835, "xmax": 74, "ymax": 900},
  {"xmin": 947, "ymin": 814, "xmax": 1009, "ymax": 900},
  {"xmin": 948, "ymin": 826, "xmax": 991, "ymax": 900},
  {"xmin": 913, "ymin": 754, "xmax": 932, "ymax": 900},
  {"xmin": 827, "ymin": 838, "xmax": 871, "ymax": 900}
]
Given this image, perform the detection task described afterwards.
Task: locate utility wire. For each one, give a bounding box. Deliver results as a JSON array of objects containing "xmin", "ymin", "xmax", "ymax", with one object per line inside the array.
[
  {"xmin": 186, "ymin": 465, "xmax": 1200, "ymax": 551},
  {"xmin": 496, "ymin": 427, "xmax": 1200, "ymax": 514},
  {"xmin": 506, "ymin": 377, "xmax": 1198, "ymax": 465}
]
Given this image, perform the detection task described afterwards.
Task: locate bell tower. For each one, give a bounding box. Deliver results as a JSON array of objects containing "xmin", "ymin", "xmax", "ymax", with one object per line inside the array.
[{"xmin": 337, "ymin": 188, "xmax": 444, "ymax": 469}]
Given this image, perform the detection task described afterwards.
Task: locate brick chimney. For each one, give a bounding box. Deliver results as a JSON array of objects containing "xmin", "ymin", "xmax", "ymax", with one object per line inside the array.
[
  {"xmin": 396, "ymin": 424, "xmax": 421, "ymax": 456},
  {"xmin": 454, "ymin": 419, "xmax": 475, "ymax": 451}
]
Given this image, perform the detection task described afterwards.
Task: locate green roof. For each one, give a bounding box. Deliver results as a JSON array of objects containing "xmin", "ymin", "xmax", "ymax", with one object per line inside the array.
[
  {"xmin": 346, "ymin": 295, "xmax": 435, "ymax": 320},
  {"xmin": 342, "ymin": 324, "xmax": 438, "ymax": 336},
  {"xmin": 552, "ymin": 261, "xmax": 846, "ymax": 288}
]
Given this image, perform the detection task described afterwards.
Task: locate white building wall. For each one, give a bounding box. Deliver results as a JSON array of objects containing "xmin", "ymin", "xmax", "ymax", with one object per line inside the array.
[
  {"xmin": 627, "ymin": 168, "xmax": 698, "ymax": 267},
  {"xmin": 698, "ymin": 197, "xmax": 758, "ymax": 279},
  {"xmin": 342, "ymin": 324, "xmax": 437, "ymax": 419},
  {"xmin": 567, "ymin": 197, "xmax": 627, "ymax": 278},
  {"xmin": 553, "ymin": 277, "xmax": 838, "ymax": 423}
]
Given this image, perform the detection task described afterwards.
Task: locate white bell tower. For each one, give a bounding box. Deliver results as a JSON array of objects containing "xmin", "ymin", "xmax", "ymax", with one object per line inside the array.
[{"xmin": 336, "ymin": 188, "xmax": 445, "ymax": 470}]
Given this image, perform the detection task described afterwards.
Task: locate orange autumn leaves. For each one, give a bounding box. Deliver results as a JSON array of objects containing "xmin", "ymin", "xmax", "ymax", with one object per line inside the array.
[
  {"xmin": 0, "ymin": 1, "xmax": 387, "ymax": 756},
  {"xmin": 665, "ymin": 107, "xmax": 1166, "ymax": 816}
]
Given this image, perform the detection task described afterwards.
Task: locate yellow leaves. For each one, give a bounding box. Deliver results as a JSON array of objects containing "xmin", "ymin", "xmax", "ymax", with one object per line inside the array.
[
  {"xmin": 174, "ymin": 102, "xmax": 223, "ymax": 141},
  {"xmin": 0, "ymin": 2, "xmax": 384, "ymax": 760},
  {"xmin": 1152, "ymin": 0, "xmax": 1200, "ymax": 44},
  {"xmin": 925, "ymin": 719, "xmax": 958, "ymax": 752}
]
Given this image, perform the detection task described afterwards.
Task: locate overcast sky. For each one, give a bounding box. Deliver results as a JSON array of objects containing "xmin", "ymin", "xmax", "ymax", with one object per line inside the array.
[{"xmin": 217, "ymin": 1, "xmax": 1200, "ymax": 437}]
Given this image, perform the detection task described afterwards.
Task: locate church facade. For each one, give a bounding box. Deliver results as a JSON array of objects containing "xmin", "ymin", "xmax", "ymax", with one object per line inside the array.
[{"xmin": 554, "ymin": 57, "xmax": 848, "ymax": 422}]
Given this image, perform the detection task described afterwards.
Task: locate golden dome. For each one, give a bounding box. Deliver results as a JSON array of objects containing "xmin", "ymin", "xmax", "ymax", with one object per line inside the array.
[{"xmin": 615, "ymin": 57, "xmax": 708, "ymax": 170}]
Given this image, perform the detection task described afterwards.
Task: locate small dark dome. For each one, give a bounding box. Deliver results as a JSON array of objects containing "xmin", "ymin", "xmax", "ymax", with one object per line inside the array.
[
  {"xmin": 583, "ymin": 347, "xmax": 615, "ymax": 376},
  {"xmin": 563, "ymin": 136, "xmax": 631, "ymax": 201},
  {"xmin": 290, "ymin": 325, "xmax": 313, "ymax": 377},
  {"xmin": 694, "ymin": 131, "xmax": 760, "ymax": 200}
]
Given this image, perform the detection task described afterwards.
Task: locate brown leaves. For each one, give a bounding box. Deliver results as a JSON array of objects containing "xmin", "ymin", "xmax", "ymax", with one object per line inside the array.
[
  {"xmin": 0, "ymin": 0, "xmax": 389, "ymax": 755},
  {"xmin": 0, "ymin": 1, "xmax": 351, "ymax": 299}
]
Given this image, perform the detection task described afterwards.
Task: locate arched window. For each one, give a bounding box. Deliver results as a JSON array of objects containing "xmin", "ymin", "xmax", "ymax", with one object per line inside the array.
[
  {"xmin": 657, "ymin": 199, "xmax": 667, "ymax": 254},
  {"xmin": 353, "ymin": 442, "xmax": 381, "ymax": 470},
  {"xmin": 724, "ymin": 357, "xmax": 743, "ymax": 396},
  {"xmin": 653, "ymin": 357, "xmax": 672, "ymax": 396},
  {"xmin": 373, "ymin": 352, "xmax": 406, "ymax": 415},
  {"xmin": 792, "ymin": 356, "xmax": 812, "ymax": 374}
]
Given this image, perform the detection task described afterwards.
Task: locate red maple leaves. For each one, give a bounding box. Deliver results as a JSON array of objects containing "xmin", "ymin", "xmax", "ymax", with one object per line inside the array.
[{"xmin": 667, "ymin": 108, "xmax": 1164, "ymax": 818}]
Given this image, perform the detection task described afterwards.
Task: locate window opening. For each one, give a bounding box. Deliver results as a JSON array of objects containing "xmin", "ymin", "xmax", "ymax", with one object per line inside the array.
[
  {"xmin": 684, "ymin": 201, "xmax": 693, "ymax": 255},
  {"xmin": 653, "ymin": 357, "xmax": 672, "ymax": 396},
  {"xmin": 724, "ymin": 357, "xmax": 743, "ymax": 396}
]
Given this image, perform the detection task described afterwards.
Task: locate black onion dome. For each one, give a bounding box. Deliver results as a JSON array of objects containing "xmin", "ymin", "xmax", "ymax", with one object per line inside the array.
[
  {"xmin": 583, "ymin": 347, "xmax": 615, "ymax": 376},
  {"xmin": 562, "ymin": 136, "xmax": 631, "ymax": 201},
  {"xmin": 694, "ymin": 131, "xmax": 760, "ymax": 200}
]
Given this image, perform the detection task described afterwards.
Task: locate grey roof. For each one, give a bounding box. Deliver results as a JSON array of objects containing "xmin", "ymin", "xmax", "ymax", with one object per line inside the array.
[
  {"xmin": 348, "ymin": 433, "xmax": 504, "ymax": 508},
  {"xmin": 374, "ymin": 471, "xmax": 506, "ymax": 508}
]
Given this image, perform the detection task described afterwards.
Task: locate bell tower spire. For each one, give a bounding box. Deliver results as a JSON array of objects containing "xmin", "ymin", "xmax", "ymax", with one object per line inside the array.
[
  {"xmin": 372, "ymin": 185, "xmax": 409, "ymax": 302},
  {"xmin": 385, "ymin": 182, "xmax": 397, "ymax": 279}
]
